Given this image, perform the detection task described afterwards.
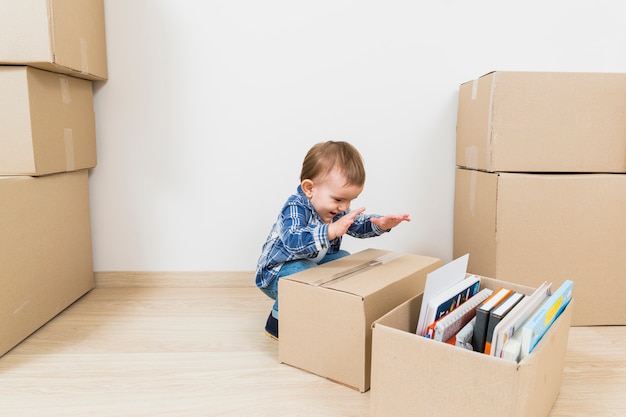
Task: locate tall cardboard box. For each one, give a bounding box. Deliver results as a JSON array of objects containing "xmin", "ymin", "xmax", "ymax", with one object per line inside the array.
[
  {"xmin": 370, "ymin": 276, "xmax": 573, "ymax": 417},
  {"xmin": 0, "ymin": 170, "xmax": 94, "ymax": 357},
  {"xmin": 0, "ymin": 66, "xmax": 97, "ymax": 176},
  {"xmin": 278, "ymin": 248, "xmax": 441, "ymax": 392},
  {"xmin": 453, "ymin": 167, "xmax": 626, "ymax": 326},
  {"xmin": 456, "ymin": 71, "xmax": 626, "ymax": 173},
  {"xmin": 0, "ymin": 0, "xmax": 108, "ymax": 80}
]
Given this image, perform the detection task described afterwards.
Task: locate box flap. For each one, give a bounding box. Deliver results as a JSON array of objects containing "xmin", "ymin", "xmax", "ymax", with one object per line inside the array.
[
  {"xmin": 283, "ymin": 249, "xmax": 439, "ymax": 298},
  {"xmin": 283, "ymin": 248, "xmax": 391, "ymax": 286}
]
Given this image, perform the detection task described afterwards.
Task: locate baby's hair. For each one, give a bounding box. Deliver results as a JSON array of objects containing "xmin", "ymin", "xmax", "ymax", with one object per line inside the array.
[{"xmin": 300, "ymin": 141, "xmax": 366, "ymax": 186}]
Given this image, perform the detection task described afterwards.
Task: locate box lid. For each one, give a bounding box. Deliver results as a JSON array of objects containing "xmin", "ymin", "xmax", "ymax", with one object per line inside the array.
[{"xmin": 283, "ymin": 248, "xmax": 438, "ymax": 298}]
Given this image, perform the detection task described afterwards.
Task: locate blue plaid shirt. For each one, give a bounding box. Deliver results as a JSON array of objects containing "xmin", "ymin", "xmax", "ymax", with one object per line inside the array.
[{"xmin": 255, "ymin": 185, "xmax": 387, "ymax": 288}]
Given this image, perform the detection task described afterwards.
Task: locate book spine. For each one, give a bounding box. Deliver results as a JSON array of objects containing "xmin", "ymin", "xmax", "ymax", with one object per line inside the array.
[
  {"xmin": 455, "ymin": 317, "xmax": 475, "ymax": 350},
  {"xmin": 502, "ymin": 331, "xmax": 522, "ymax": 362},
  {"xmin": 434, "ymin": 288, "xmax": 493, "ymax": 342},
  {"xmin": 484, "ymin": 293, "xmax": 524, "ymax": 354},
  {"xmin": 472, "ymin": 307, "xmax": 490, "ymax": 353},
  {"xmin": 521, "ymin": 280, "xmax": 574, "ymax": 356}
]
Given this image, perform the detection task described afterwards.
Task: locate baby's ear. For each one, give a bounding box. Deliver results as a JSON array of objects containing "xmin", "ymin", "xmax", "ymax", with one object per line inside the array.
[{"xmin": 301, "ymin": 179, "xmax": 314, "ymax": 198}]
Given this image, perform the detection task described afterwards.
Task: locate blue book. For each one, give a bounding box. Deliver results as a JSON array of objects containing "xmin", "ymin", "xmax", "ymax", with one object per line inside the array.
[
  {"xmin": 422, "ymin": 275, "xmax": 481, "ymax": 338},
  {"xmin": 520, "ymin": 280, "xmax": 574, "ymax": 357}
]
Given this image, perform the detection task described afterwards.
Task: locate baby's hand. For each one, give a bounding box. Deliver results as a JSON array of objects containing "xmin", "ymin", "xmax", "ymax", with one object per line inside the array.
[
  {"xmin": 371, "ymin": 214, "xmax": 411, "ymax": 231},
  {"xmin": 328, "ymin": 207, "xmax": 366, "ymax": 240}
]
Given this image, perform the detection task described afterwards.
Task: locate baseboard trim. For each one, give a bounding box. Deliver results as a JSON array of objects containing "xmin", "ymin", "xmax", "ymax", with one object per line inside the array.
[{"xmin": 94, "ymin": 271, "xmax": 255, "ymax": 289}]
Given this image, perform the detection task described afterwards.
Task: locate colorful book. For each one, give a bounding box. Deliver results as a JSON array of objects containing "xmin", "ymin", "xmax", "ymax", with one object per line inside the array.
[
  {"xmin": 491, "ymin": 281, "xmax": 552, "ymax": 358},
  {"xmin": 483, "ymin": 292, "xmax": 525, "ymax": 355},
  {"xmin": 471, "ymin": 287, "xmax": 513, "ymax": 353},
  {"xmin": 422, "ymin": 275, "xmax": 481, "ymax": 338},
  {"xmin": 519, "ymin": 280, "xmax": 574, "ymax": 358},
  {"xmin": 454, "ymin": 317, "xmax": 476, "ymax": 350},
  {"xmin": 501, "ymin": 331, "xmax": 523, "ymax": 362},
  {"xmin": 431, "ymin": 288, "xmax": 493, "ymax": 343}
]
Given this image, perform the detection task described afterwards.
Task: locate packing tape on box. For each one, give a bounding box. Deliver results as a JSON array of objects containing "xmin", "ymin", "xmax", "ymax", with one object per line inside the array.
[
  {"xmin": 468, "ymin": 169, "xmax": 477, "ymax": 217},
  {"xmin": 59, "ymin": 77, "xmax": 72, "ymax": 104},
  {"xmin": 471, "ymin": 78, "xmax": 479, "ymax": 100},
  {"xmin": 80, "ymin": 37, "xmax": 90, "ymax": 76},
  {"xmin": 314, "ymin": 252, "xmax": 404, "ymax": 287},
  {"xmin": 64, "ymin": 128, "xmax": 75, "ymax": 171}
]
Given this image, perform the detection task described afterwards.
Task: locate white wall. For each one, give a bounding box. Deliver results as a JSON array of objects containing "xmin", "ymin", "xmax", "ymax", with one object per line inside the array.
[{"xmin": 90, "ymin": 0, "xmax": 626, "ymax": 272}]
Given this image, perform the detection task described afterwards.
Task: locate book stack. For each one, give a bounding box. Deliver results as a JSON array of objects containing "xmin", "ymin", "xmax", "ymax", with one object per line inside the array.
[
  {"xmin": 0, "ymin": 0, "xmax": 108, "ymax": 357},
  {"xmin": 453, "ymin": 71, "xmax": 626, "ymax": 326},
  {"xmin": 415, "ymin": 255, "xmax": 574, "ymax": 362}
]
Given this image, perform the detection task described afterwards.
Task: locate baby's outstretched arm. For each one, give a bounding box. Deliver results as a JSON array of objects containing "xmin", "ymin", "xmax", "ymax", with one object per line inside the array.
[
  {"xmin": 371, "ymin": 214, "xmax": 411, "ymax": 231},
  {"xmin": 328, "ymin": 207, "xmax": 366, "ymax": 240}
]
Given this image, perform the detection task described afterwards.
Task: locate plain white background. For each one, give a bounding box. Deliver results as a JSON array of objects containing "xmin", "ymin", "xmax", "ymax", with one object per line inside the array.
[{"xmin": 90, "ymin": 0, "xmax": 626, "ymax": 272}]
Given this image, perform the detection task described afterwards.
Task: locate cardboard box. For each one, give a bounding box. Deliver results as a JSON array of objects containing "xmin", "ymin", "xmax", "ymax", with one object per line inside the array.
[
  {"xmin": 278, "ymin": 248, "xmax": 441, "ymax": 392},
  {"xmin": 453, "ymin": 167, "xmax": 626, "ymax": 326},
  {"xmin": 370, "ymin": 276, "xmax": 573, "ymax": 417},
  {"xmin": 0, "ymin": 66, "xmax": 97, "ymax": 176},
  {"xmin": 0, "ymin": 170, "xmax": 94, "ymax": 357},
  {"xmin": 0, "ymin": 0, "xmax": 108, "ymax": 80},
  {"xmin": 456, "ymin": 71, "xmax": 626, "ymax": 173}
]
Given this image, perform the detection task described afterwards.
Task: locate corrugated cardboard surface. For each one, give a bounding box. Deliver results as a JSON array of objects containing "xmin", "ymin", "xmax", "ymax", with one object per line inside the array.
[
  {"xmin": 0, "ymin": 66, "xmax": 96, "ymax": 176},
  {"xmin": 454, "ymin": 167, "xmax": 626, "ymax": 326},
  {"xmin": 370, "ymin": 276, "xmax": 573, "ymax": 417},
  {"xmin": 0, "ymin": 170, "xmax": 94, "ymax": 357},
  {"xmin": 456, "ymin": 71, "xmax": 626, "ymax": 173},
  {"xmin": 0, "ymin": 0, "xmax": 108, "ymax": 80},
  {"xmin": 278, "ymin": 248, "xmax": 441, "ymax": 392}
]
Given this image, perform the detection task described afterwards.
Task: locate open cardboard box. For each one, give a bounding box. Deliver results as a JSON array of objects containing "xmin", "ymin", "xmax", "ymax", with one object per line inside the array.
[
  {"xmin": 371, "ymin": 275, "xmax": 573, "ymax": 417},
  {"xmin": 279, "ymin": 248, "xmax": 441, "ymax": 392}
]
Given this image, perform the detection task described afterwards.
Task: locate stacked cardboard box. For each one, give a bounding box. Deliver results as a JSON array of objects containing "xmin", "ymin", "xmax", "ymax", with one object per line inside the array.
[
  {"xmin": 0, "ymin": 0, "xmax": 108, "ymax": 81},
  {"xmin": 453, "ymin": 71, "xmax": 626, "ymax": 326},
  {"xmin": 0, "ymin": 0, "xmax": 107, "ymax": 357}
]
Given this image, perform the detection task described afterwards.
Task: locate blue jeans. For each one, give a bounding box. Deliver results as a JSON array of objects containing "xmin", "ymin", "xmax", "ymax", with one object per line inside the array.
[{"xmin": 260, "ymin": 250, "xmax": 350, "ymax": 319}]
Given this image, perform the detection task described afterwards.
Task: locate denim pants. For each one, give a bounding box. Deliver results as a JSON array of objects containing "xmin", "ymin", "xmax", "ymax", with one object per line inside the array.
[{"xmin": 260, "ymin": 250, "xmax": 350, "ymax": 319}]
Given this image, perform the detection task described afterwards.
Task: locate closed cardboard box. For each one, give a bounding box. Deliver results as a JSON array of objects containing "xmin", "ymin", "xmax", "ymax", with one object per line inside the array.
[
  {"xmin": 0, "ymin": 66, "xmax": 96, "ymax": 176},
  {"xmin": 0, "ymin": 170, "xmax": 94, "ymax": 357},
  {"xmin": 453, "ymin": 167, "xmax": 626, "ymax": 326},
  {"xmin": 456, "ymin": 71, "xmax": 626, "ymax": 173},
  {"xmin": 0, "ymin": 0, "xmax": 108, "ymax": 80},
  {"xmin": 370, "ymin": 276, "xmax": 573, "ymax": 417},
  {"xmin": 279, "ymin": 248, "xmax": 441, "ymax": 392}
]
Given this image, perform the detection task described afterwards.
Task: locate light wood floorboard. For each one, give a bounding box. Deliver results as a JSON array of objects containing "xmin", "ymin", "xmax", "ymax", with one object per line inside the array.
[{"xmin": 0, "ymin": 276, "xmax": 624, "ymax": 416}]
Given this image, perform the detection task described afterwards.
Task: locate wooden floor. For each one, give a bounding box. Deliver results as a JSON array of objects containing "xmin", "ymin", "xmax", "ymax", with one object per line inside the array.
[{"xmin": 0, "ymin": 277, "xmax": 624, "ymax": 417}]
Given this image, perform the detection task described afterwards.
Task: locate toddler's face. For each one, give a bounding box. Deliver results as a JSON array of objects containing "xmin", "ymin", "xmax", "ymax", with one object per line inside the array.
[{"xmin": 304, "ymin": 169, "xmax": 363, "ymax": 224}]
